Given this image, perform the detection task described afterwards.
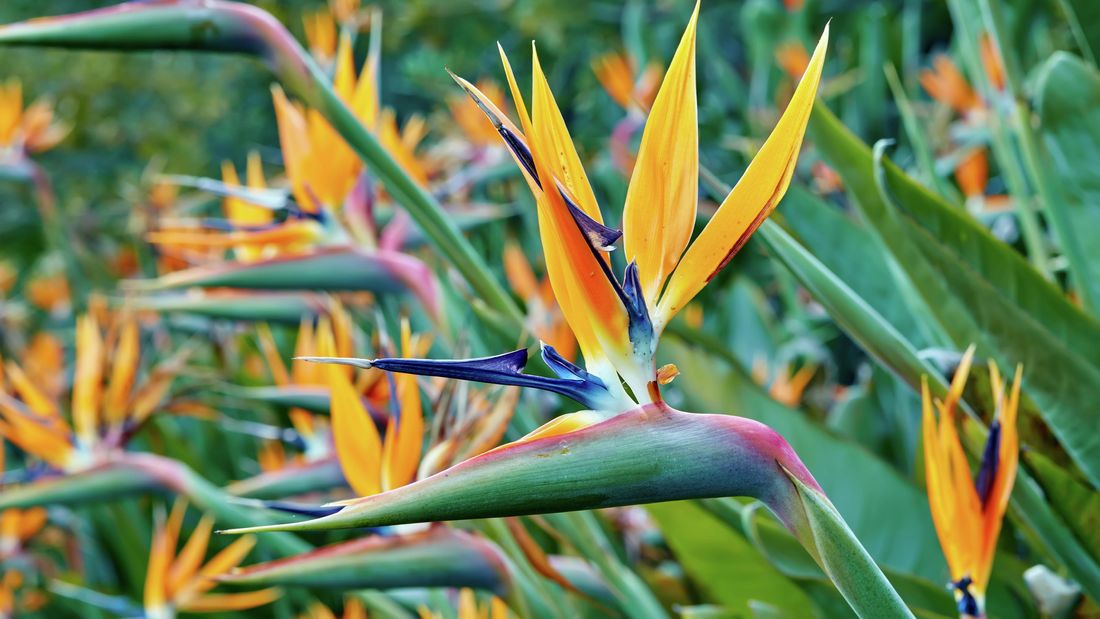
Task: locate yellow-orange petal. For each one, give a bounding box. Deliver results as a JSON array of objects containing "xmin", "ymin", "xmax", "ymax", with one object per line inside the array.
[
  {"xmin": 291, "ymin": 316, "xmax": 318, "ymax": 385},
  {"xmin": 255, "ymin": 323, "xmax": 291, "ymax": 387},
  {"xmin": 0, "ymin": 398, "xmax": 71, "ymax": 468},
  {"xmin": 655, "ymin": 25, "xmax": 828, "ymax": 327},
  {"xmin": 144, "ymin": 503, "xmax": 183, "ymax": 611},
  {"xmin": 622, "ymin": 1, "xmax": 700, "ymax": 306},
  {"xmin": 72, "ymin": 315, "xmax": 104, "ymax": 448},
  {"xmin": 380, "ymin": 108, "xmax": 429, "ymax": 188},
  {"xmin": 529, "ymin": 50, "xmax": 630, "ymax": 369},
  {"xmin": 512, "ymin": 410, "xmax": 605, "ymax": 444},
  {"xmin": 168, "ymin": 514, "xmax": 213, "ymax": 596},
  {"xmin": 178, "ymin": 588, "xmax": 281, "ymax": 612},
  {"xmin": 103, "ymin": 317, "xmax": 139, "ymax": 426},
  {"xmin": 16, "ymin": 507, "xmax": 47, "ymax": 541},
  {"xmin": 529, "ymin": 47, "xmax": 602, "ymax": 221},
  {"xmin": 979, "ymin": 32, "xmax": 1006, "ymax": 92},
  {"xmin": 330, "ymin": 366, "xmax": 383, "ymax": 497},
  {"xmin": 271, "ymin": 86, "xmax": 314, "ymax": 212},
  {"xmin": 344, "ymin": 596, "xmax": 367, "ymax": 619},
  {"xmin": 192, "ymin": 535, "xmax": 257, "ymax": 594},
  {"xmin": 920, "ymin": 55, "xmax": 979, "ymax": 114},
  {"xmin": 3, "ymin": 362, "xmax": 58, "ymax": 419},
  {"xmin": 382, "ymin": 318, "xmax": 424, "ymax": 491},
  {"xmin": 921, "ymin": 378, "xmax": 960, "ymax": 576},
  {"xmin": 955, "ymin": 148, "xmax": 989, "ymax": 199}
]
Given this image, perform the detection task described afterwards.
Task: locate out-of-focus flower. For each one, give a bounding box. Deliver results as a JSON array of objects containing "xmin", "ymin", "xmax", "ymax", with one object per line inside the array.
[
  {"xmin": 775, "ymin": 41, "xmax": 811, "ymax": 80},
  {"xmin": 254, "ymin": 303, "xmax": 361, "ymax": 461},
  {"xmin": 304, "ymin": 0, "xmax": 365, "ymax": 65},
  {"xmin": 0, "ymin": 262, "xmax": 14, "ymax": 297},
  {"xmin": 920, "ymin": 56, "xmax": 980, "ymax": 115},
  {"xmin": 275, "ymin": 33, "xmax": 427, "ymax": 214},
  {"xmin": 303, "ymin": 7, "xmax": 338, "ymax": 65},
  {"xmin": 0, "ymin": 313, "xmax": 185, "ymax": 472},
  {"xmin": 298, "ymin": 597, "xmax": 367, "ymax": 619},
  {"xmin": 0, "ymin": 78, "xmax": 68, "ymax": 160},
  {"xmin": 418, "ymin": 383, "xmax": 518, "ymax": 479},
  {"xmin": 922, "ymin": 347, "xmax": 1020, "ymax": 618},
  {"xmin": 920, "ymin": 39, "xmax": 1007, "ymax": 206},
  {"xmin": 417, "ymin": 588, "xmax": 510, "ymax": 619},
  {"xmin": 592, "ymin": 52, "xmax": 663, "ymax": 112},
  {"xmin": 811, "ymin": 161, "xmax": 843, "ymax": 194},
  {"xmin": 752, "ymin": 358, "xmax": 817, "ymax": 408},
  {"xmin": 0, "ymin": 446, "xmax": 47, "ymax": 562},
  {"xmin": 329, "ymin": 0, "xmax": 362, "ymax": 25},
  {"xmin": 978, "ymin": 33, "xmax": 1005, "ymax": 92},
  {"xmin": 0, "ymin": 507, "xmax": 46, "ymax": 562},
  {"xmin": 25, "ymin": 269, "xmax": 70, "ymax": 315},
  {"xmin": 0, "ymin": 571, "xmax": 22, "ymax": 619},
  {"xmin": 149, "ymin": 28, "xmax": 431, "ymax": 263},
  {"xmin": 142, "ymin": 500, "xmax": 280, "ymax": 617}
]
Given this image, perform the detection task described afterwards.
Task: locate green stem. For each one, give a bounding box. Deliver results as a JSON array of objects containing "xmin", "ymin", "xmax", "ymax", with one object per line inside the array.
[
  {"xmin": 1053, "ymin": 0, "xmax": 1097, "ymax": 65},
  {"xmin": 944, "ymin": 0, "xmax": 1052, "ymax": 279},
  {"xmin": 977, "ymin": 0, "xmax": 1099, "ymax": 311},
  {"xmin": 883, "ymin": 63, "xmax": 959, "ymax": 201}
]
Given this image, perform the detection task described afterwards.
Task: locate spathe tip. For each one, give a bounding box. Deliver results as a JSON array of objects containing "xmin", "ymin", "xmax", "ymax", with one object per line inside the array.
[{"xmin": 294, "ymin": 356, "xmax": 374, "ymax": 369}]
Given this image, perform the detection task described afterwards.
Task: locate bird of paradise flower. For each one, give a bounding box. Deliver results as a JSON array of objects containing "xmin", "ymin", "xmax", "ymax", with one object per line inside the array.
[
  {"xmin": 0, "ymin": 313, "xmax": 186, "ymax": 473},
  {"xmin": 922, "ymin": 347, "xmax": 1020, "ymax": 618}
]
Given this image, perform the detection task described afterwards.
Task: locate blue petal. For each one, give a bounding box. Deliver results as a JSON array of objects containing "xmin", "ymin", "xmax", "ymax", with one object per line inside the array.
[
  {"xmin": 623, "ymin": 261, "xmax": 656, "ymax": 355},
  {"xmin": 974, "ymin": 421, "xmax": 1001, "ymax": 508},
  {"xmin": 300, "ymin": 349, "xmax": 613, "ymax": 409},
  {"xmin": 540, "ymin": 343, "xmax": 604, "ymax": 388}
]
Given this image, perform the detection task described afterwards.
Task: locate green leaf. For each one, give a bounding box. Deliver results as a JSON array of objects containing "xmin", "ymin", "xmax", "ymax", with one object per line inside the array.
[
  {"xmin": 124, "ymin": 247, "xmax": 439, "ymax": 317},
  {"xmin": 646, "ymin": 501, "xmax": 818, "ymax": 617},
  {"xmin": 702, "ymin": 499, "xmax": 956, "ymax": 618},
  {"xmin": 776, "ymin": 188, "xmax": 937, "ymax": 349},
  {"xmin": 1035, "ymin": 52, "xmax": 1100, "ymax": 313},
  {"xmin": 809, "ymin": 102, "xmax": 1100, "ymax": 490},
  {"xmin": 1023, "ymin": 449, "xmax": 1100, "ymax": 563},
  {"xmin": 786, "ymin": 472, "xmax": 914, "ymax": 618},
  {"xmin": 222, "ymin": 527, "xmax": 514, "ymax": 595},
  {"xmin": 226, "ymin": 457, "xmax": 347, "ymax": 500},
  {"xmin": 131, "ymin": 291, "xmax": 330, "ymax": 323},
  {"xmin": 667, "ymin": 338, "xmax": 943, "ymax": 582}
]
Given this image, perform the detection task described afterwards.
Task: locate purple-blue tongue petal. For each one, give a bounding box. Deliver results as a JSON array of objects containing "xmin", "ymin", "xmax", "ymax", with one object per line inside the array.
[{"xmin": 300, "ymin": 349, "xmax": 614, "ymax": 409}]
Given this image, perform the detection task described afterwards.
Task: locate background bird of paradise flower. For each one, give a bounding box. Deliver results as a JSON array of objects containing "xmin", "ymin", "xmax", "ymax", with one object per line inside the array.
[{"xmin": 0, "ymin": 0, "xmax": 1098, "ymax": 618}]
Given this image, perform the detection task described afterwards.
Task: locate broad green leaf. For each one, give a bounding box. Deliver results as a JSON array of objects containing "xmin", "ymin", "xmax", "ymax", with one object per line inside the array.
[
  {"xmin": 700, "ymin": 498, "xmax": 956, "ymax": 618},
  {"xmin": 647, "ymin": 501, "xmax": 818, "ymax": 617},
  {"xmin": 776, "ymin": 187, "xmax": 937, "ymax": 348},
  {"xmin": 1035, "ymin": 52, "xmax": 1100, "ymax": 313},
  {"xmin": 666, "ymin": 338, "xmax": 943, "ymax": 582},
  {"xmin": 809, "ymin": 102, "xmax": 1100, "ymax": 490},
  {"xmin": 1023, "ymin": 449, "xmax": 1100, "ymax": 563}
]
